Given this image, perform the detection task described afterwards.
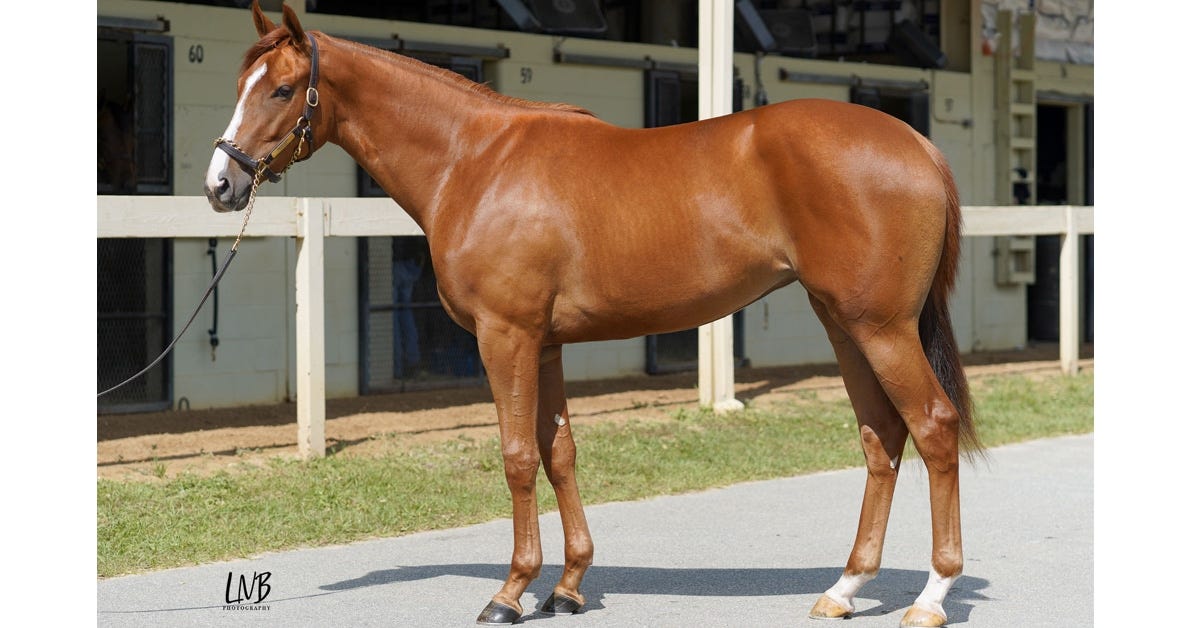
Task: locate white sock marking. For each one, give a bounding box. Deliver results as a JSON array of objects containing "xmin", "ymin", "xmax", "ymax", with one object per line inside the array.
[
  {"xmin": 823, "ymin": 571, "xmax": 875, "ymax": 611},
  {"xmin": 912, "ymin": 563, "xmax": 958, "ymax": 618}
]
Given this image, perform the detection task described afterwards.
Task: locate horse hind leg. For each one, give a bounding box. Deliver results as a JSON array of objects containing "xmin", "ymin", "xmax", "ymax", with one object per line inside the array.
[
  {"xmin": 534, "ymin": 345, "xmax": 594, "ymax": 615},
  {"xmin": 826, "ymin": 307, "xmax": 965, "ymax": 627},
  {"xmin": 806, "ymin": 295, "xmax": 910, "ymax": 620}
]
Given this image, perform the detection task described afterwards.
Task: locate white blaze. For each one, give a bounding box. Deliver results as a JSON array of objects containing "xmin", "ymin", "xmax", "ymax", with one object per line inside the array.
[{"xmin": 205, "ymin": 62, "xmax": 268, "ymax": 189}]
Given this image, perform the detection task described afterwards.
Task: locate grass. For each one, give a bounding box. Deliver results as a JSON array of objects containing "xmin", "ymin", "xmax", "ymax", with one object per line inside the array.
[{"xmin": 97, "ymin": 370, "xmax": 1092, "ymax": 578}]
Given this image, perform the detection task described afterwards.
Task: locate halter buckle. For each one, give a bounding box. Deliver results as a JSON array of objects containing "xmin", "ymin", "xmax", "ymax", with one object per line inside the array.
[{"xmin": 306, "ymin": 87, "xmax": 319, "ymax": 108}]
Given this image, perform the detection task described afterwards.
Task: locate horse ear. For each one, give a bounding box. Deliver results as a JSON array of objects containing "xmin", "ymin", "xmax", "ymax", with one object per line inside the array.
[
  {"xmin": 251, "ymin": 0, "xmax": 276, "ymax": 38},
  {"xmin": 281, "ymin": 3, "xmax": 310, "ymax": 53}
]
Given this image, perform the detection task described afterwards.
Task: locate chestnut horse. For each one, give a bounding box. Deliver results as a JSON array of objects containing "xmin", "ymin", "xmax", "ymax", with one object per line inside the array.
[{"xmin": 204, "ymin": 4, "xmax": 982, "ymax": 626}]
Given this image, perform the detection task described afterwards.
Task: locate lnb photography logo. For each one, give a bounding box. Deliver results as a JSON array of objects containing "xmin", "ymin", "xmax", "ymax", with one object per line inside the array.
[{"xmin": 224, "ymin": 570, "xmax": 272, "ymax": 611}]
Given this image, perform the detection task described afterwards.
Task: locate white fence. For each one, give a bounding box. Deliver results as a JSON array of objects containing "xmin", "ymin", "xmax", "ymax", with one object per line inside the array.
[{"xmin": 98, "ymin": 196, "xmax": 1094, "ymax": 457}]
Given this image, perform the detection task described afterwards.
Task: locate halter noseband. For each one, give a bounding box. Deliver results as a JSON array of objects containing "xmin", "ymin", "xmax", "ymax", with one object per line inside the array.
[{"xmin": 214, "ymin": 33, "xmax": 320, "ymax": 184}]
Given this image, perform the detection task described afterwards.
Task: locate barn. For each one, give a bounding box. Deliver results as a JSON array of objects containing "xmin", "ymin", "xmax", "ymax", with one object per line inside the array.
[{"xmin": 96, "ymin": 0, "xmax": 1094, "ymax": 413}]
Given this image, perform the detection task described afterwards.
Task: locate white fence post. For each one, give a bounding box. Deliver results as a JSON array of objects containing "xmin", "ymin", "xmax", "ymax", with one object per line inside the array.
[
  {"xmin": 1059, "ymin": 206, "xmax": 1080, "ymax": 374},
  {"xmin": 697, "ymin": 0, "xmax": 744, "ymax": 414},
  {"xmin": 295, "ymin": 198, "xmax": 326, "ymax": 457}
]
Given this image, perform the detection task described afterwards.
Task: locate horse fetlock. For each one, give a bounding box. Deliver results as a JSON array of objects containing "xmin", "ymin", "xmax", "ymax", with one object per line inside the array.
[
  {"xmin": 931, "ymin": 550, "xmax": 963, "ymax": 580},
  {"xmin": 565, "ymin": 540, "xmax": 594, "ymax": 567},
  {"xmin": 511, "ymin": 561, "xmax": 542, "ymax": 583}
]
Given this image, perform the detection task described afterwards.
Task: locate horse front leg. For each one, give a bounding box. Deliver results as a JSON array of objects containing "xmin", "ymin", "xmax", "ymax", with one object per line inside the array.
[
  {"xmin": 535, "ymin": 345, "xmax": 593, "ymax": 615},
  {"xmin": 475, "ymin": 327, "xmax": 545, "ymax": 625}
]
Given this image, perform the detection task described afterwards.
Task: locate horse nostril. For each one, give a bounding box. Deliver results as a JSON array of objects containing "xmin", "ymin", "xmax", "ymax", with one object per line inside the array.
[{"xmin": 216, "ymin": 177, "xmax": 230, "ymax": 195}]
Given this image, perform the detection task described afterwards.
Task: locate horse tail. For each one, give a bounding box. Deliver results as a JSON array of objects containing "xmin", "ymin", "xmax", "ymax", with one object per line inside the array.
[{"xmin": 916, "ymin": 134, "xmax": 985, "ymax": 462}]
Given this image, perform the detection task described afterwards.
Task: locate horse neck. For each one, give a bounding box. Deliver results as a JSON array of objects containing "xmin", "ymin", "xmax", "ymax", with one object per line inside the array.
[{"xmin": 319, "ymin": 37, "xmax": 499, "ymax": 231}]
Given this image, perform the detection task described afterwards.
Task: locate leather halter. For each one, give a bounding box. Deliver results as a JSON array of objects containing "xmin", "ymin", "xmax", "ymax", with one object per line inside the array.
[{"xmin": 214, "ymin": 33, "xmax": 320, "ymax": 184}]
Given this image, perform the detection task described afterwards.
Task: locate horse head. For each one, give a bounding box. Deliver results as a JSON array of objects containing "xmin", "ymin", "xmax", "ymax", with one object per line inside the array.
[{"xmin": 204, "ymin": 1, "xmax": 329, "ymax": 212}]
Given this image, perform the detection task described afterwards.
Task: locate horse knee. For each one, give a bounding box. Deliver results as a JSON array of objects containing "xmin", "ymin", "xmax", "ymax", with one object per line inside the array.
[
  {"xmin": 545, "ymin": 447, "xmax": 579, "ymax": 488},
  {"xmin": 503, "ymin": 449, "xmax": 541, "ymax": 491}
]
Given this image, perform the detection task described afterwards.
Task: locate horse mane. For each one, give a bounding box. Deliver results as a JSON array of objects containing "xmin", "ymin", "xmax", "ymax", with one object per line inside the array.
[
  {"xmin": 241, "ymin": 30, "xmax": 594, "ymax": 118},
  {"xmin": 240, "ymin": 28, "xmax": 292, "ymax": 75}
]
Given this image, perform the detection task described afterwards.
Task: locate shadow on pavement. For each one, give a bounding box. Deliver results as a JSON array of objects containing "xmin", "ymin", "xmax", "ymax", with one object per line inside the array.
[{"xmin": 321, "ymin": 562, "xmax": 990, "ymax": 623}]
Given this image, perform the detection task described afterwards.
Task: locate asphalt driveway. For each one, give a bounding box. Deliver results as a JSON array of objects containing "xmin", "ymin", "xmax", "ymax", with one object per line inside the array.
[{"xmin": 98, "ymin": 434, "xmax": 1093, "ymax": 627}]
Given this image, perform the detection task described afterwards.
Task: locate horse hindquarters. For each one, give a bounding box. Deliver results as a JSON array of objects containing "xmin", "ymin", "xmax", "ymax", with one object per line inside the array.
[{"xmin": 802, "ymin": 132, "xmax": 977, "ymax": 627}]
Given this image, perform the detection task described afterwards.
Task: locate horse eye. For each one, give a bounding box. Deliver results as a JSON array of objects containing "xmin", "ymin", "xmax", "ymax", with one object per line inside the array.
[{"xmin": 273, "ymin": 85, "xmax": 294, "ymax": 99}]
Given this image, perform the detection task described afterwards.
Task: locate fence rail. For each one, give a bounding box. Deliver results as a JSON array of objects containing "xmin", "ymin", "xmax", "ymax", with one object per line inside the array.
[{"xmin": 98, "ymin": 196, "xmax": 1095, "ymax": 457}]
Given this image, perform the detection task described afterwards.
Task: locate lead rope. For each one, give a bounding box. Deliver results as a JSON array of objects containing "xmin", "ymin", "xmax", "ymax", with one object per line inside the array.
[{"xmin": 97, "ymin": 158, "xmax": 277, "ymax": 399}]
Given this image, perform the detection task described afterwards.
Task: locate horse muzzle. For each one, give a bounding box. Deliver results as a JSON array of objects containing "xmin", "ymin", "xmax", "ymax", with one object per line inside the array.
[{"xmin": 204, "ymin": 168, "xmax": 252, "ymax": 213}]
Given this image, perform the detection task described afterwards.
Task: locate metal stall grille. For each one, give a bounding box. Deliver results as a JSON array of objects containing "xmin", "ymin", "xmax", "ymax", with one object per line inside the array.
[
  {"xmin": 358, "ymin": 236, "xmax": 484, "ymax": 393},
  {"xmin": 97, "ymin": 25, "xmax": 173, "ymax": 412},
  {"xmin": 98, "ymin": 238, "xmax": 172, "ymax": 412},
  {"xmin": 98, "ymin": 28, "xmax": 172, "ymax": 195},
  {"xmin": 132, "ymin": 38, "xmax": 171, "ymax": 191}
]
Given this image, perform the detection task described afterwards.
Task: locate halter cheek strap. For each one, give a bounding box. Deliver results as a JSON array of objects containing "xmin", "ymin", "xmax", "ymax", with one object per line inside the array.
[{"xmin": 215, "ymin": 32, "xmax": 320, "ymax": 184}]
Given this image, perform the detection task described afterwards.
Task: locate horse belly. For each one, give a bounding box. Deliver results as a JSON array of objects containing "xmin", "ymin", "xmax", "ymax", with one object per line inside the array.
[{"xmin": 548, "ymin": 249, "xmax": 793, "ymax": 344}]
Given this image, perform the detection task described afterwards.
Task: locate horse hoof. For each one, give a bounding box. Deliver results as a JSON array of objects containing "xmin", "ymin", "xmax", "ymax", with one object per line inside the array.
[
  {"xmin": 899, "ymin": 604, "xmax": 947, "ymax": 627},
  {"xmin": 476, "ymin": 600, "xmax": 522, "ymax": 625},
  {"xmin": 538, "ymin": 592, "xmax": 583, "ymax": 616},
  {"xmin": 809, "ymin": 594, "xmax": 853, "ymax": 619}
]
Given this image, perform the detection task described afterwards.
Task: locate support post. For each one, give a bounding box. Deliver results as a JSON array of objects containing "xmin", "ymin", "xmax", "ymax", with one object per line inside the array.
[
  {"xmin": 697, "ymin": 0, "xmax": 744, "ymax": 414},
  {"xmin": 296, "ymin": 198, "xmax": 326, "ymax": 457},
  {"xmin": 1059, "ymin": 206, "xmax": 1080, "ymax": 374}
]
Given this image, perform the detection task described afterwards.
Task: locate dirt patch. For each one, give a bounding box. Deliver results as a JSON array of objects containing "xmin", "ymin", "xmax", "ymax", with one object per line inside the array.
[{"xmin": 98, "ymin": 343, "xmax": 1092, "ymax": 482}]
